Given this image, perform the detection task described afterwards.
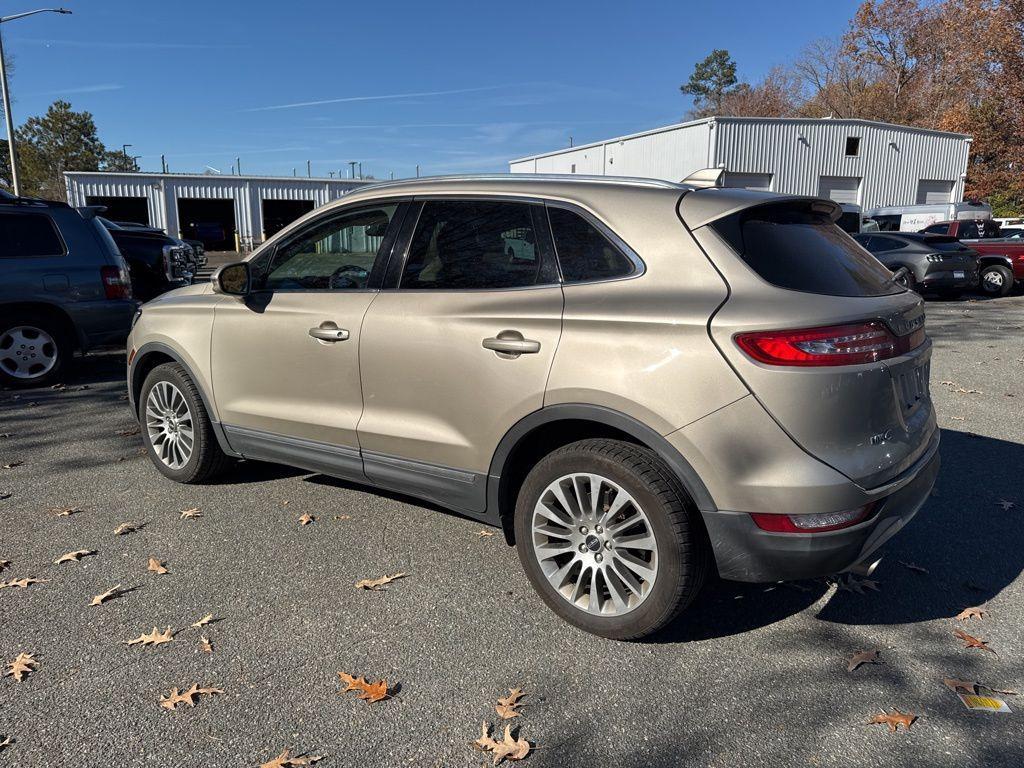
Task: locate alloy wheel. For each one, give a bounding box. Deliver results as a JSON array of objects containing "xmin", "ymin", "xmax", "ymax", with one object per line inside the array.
[
  {"xmin": 0, "ymin": 325, "xmax": 59, "ymax": 380},
  {"xmin": 145, "ymin": 381, "xmax": 195, "ymax": 470},
  {"xmin": 530, "ymin": 472, "xmax": 658, "ymax": 616}
]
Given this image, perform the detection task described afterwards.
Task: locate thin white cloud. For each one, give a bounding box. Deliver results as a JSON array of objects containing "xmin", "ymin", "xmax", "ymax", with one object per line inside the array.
[
  {"xmin": 241, "ymin": 84, "xmax": 516, "ymax": 113},
  {"xmin": 16, "ymin": 37, "xmax": 247, "ymax": 50},
  {"xmin": 37, "ymin": 83, "xmax": 123, "ymax": 96}
]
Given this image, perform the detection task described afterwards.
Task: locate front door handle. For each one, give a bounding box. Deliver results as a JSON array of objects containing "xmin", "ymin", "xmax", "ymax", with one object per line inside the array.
[
  {"xmin": 309, "ymin": 325, "xmax": 350, "ymax": 342},
  {"xmin": 482, "ymin": 331, "xmax": 541, "ymax": 358}
]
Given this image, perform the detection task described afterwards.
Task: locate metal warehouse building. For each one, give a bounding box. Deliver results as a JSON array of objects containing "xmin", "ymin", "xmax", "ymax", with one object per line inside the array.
[
  {"xmin": 510, "ymin": 117, "xmax": 971, "ymax": 210},
  {"xmin": 64, "ymin": 172, "xmax": 372, "ymax": 251}
]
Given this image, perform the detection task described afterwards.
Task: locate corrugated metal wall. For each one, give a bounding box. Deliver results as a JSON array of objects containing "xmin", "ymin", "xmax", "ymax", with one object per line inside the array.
[{"xmin": 64, "ymin": 172, "xmax": 368, "ymax": 246}]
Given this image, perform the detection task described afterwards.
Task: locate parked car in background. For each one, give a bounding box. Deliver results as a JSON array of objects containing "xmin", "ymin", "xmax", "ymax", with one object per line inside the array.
[
  {"xmin": 126, "ymin": 174, "xmax": 938, "ymax": 639},
  {"xmin": 94, "ymin": 216, "xmax": 194, "ymax": 302},
  {"xmin": 853, "ymin": 232, "xmax": 979, "ymax": 296},
  {"xmin": 919, "ymin": 219, "xmax": 1024, "ymax": 296},
  {"xmin": 0, "ymin": 191, "xmax": 134, "ymax": 387},
  {"xmin": 113, "ymin": 221, "xmax": 207, "ymax": 274},
  {"xmin": 867, "ymin": 201, "xmax": 992, "ymax": 232}
]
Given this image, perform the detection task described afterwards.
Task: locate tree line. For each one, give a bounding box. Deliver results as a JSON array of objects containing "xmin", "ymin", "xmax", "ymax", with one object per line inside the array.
[
  {"xmin": 1, "ymin": 100, "xmax": 138, "ymax": 201},
  {"xmin": 680, "ymin": 0, "xmax": 1023, "ymax": 215}
]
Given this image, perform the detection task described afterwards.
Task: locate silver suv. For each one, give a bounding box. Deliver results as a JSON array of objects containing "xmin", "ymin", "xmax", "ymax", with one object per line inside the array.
[{"xmin": 127, "ymin": 175, "xmax": 939, "ymax": 639}]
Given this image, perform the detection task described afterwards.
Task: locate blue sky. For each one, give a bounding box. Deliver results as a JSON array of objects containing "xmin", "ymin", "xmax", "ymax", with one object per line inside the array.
[{"xmin": 3, "ymin": 0, "xmax": 861, "ymax": 178}]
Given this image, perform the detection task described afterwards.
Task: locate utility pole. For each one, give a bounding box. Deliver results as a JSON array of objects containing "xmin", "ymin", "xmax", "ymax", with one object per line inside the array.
[
  {"xmin": 389, "ymin": 171, "xmax": 394, "ymax": 180},
  {"xmin": 0, "ymin": 8, "xmax": 72, "ymax": 196},
  {"xmin": 122, "ymin": 144, "xmax": 132, "ymax": 161},
  {"xmin": 236, "ymin": 156, "xmax": 241, "ymax": 176},
  {"xmin": 306, "ymin": 160, "xmax": 311, "ymax": 178},
  {"xmin": 569, "ymin": 135, "xmax": 573, "ymax": 148},
  {"xmin": 415, "ymin": 164, "xmax": 420, "ymax": 178},
  {"xmin": 161, "ymin": 154, "xmax": 167, "ymax": 174},
  {"xmin": 348, "ymin": 161, "xmax": 357, "ymax": 179},
  {"xmin": 329, "ymin": 171, "xmax": 335, "ymax": 178},
  {"xmin": 358, "ymin": 162, "xmax": 362, "ymax": 179}
]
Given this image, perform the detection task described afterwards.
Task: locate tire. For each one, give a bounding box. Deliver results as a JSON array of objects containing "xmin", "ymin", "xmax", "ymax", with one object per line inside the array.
[
  {"xmin": 980, "ymin": 264, "xmax": 1014, "ymax": 297},
  {"xmin": 139, "ymin": 362, "xmax": 231, "ymax": 483},
  {"xmin": 0, "ymin": 313, "xmax": 71, "ymax": 388},
  {"xmin": 514, "ymin": 438, "xmax": 708, "ymax": 640}
]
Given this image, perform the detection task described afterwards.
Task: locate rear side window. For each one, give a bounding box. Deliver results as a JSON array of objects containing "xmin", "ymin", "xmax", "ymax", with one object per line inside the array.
[
  {"xmin": 548, "ymin": 207, "xmax": 635, "ymax": 282},
  {"xmin": 0, "ymin": 212, "xmax": 66, "ymax": 258},
  {"xmin": 921, "ymin": 224, "xmax": 950, "ymax": 235},
  {"xmin": 925, "ymin": 236, "xmax": 971, "ymax": 252},
  {"xmin": 711, "ymin": 202, "xmax": 901, "ymax": 297}
]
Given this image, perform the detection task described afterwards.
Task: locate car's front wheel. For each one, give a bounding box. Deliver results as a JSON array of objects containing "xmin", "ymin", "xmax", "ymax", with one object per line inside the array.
[
  {"xmin": 514, "ymin": 439, "xmax": 708, "ymax": 640},
  {"xmin": 139, "ymin": 362, "xmax": 231, "ymax": 483}
]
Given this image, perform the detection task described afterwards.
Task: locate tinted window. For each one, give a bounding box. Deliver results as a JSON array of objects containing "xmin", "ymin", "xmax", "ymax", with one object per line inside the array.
[
  {"xmin": 871, "ymin": 236, "xmax": 908, "ymax": 252},
  {"xmin": 921, "ymin": 224, "xmax": 949, "ymax": 235},
  {"xmin": 401, "ymin": 201, "xmax": 547, "ymax": 290},
  {"xmin": 261, "ymin": 205, "xmax": 396, "ymax": 290},
  {"xmin": 548, "ymin": 207, "xmax": 634, "ymax": 282},
  {"xmin": 712, "ymin": 202, "xmax": 901, "ymax": 297},
  {"xmin": 0, "ymin": 213, "xmax": 65, "ymax": 258},
  {"xmin": 957, "ymin": 221, "xmax": 980, "ymax": 239},
  {"xmin": 924, "ymin": 236, "xmax": 971, "ymax": 252}
]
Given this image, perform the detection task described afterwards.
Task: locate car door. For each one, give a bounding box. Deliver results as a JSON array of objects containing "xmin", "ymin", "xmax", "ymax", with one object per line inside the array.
[
  {"xmin": 211, "ymin": 202, "xmax": 405, "ymax": 476},
  {"xmin": 356, "ymin": 198, "xmax": 563, "ymax": 513}
]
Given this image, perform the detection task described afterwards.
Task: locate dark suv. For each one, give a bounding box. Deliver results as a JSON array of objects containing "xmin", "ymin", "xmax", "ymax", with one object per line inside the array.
[
  {"xmin": 97, "ymin": 217, "xmax": 193, "ymax": 302},
  {"xmin": 0, "ymin": 191, "xmax": 135, "ymax": 387},
  {"xmin": 853, "ymin": 232, "xmax": 980, "ymax": 296}
]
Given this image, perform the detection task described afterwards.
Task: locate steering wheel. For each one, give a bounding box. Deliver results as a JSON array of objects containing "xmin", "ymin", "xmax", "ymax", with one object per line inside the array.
[{"xmin": 328, "ymin": 264, "xmax": 369, "ymax": 290}]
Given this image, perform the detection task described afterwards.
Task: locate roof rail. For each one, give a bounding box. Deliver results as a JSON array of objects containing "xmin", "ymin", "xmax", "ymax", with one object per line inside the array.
[{"xmin": 680, "ymin": 167, "xmax": 725, "ymax": 189}]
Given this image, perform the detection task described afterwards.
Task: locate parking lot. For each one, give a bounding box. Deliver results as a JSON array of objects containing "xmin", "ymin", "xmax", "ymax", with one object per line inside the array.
[{"xmin": 1, "ymin": 294, "xmax": 1022, "ymax": 768}]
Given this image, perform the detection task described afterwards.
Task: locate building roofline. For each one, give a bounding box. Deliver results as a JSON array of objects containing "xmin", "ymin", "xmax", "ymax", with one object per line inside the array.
[
  {"xmin": 509, "ymin": 116, "xmax": 971, "ymax": 163},
  {"xmin": 63, "ymin": 171, "xmax": 376, "ymax": 184}
]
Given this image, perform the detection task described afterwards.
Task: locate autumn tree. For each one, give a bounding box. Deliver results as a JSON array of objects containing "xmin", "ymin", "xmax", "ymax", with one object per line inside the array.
[{"xmin": 681, "ymin": 49, "xmax": 739, "ymax": 116}]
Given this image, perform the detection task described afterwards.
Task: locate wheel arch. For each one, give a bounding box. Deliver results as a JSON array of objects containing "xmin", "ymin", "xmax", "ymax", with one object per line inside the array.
[
  {"xmin": 0, "ymin": 300, "xmax": 81, "ymax": 351},
  {"xmin": 977, "ymin": 254, "xmax": 1013, "ymax": 269},
  {"xmin": 487, "ymin": 404, "xmax": 716, "ymax": 545}
]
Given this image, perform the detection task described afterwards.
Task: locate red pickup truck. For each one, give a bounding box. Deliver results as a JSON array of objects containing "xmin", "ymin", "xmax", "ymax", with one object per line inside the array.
[{"xmin": 921, "ymin": 220, "xmax": 1024, "ymax": 296}]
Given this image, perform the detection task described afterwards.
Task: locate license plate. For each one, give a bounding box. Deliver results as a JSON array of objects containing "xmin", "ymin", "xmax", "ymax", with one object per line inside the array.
[
  {"xmin": 954, "ymin": 270, "xmax": 965, "ymax": 279},
  {"xmin": 897, "ymin": 359, "xmax": 930, "ymax": 411}
]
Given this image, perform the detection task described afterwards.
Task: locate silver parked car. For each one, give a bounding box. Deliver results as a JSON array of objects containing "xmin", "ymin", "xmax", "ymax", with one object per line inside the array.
[{"xmin": 126, "ymin": 174, "xmax": 939, "ymax": 639}]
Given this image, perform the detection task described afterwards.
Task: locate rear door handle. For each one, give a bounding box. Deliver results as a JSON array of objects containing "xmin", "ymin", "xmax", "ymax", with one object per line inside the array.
[
  {"xmin": 309, "ymin": 326, "xmax": 350, "ymax": 342},
  {"xmin": 482, "ymin": 331, "xmax": 541, "ymax": 357}
]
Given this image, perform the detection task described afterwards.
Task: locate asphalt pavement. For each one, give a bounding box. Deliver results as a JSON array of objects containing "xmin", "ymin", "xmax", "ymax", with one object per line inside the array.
[{"xmin": 1, "ymin": 294, "xmax": 1022, "ymax": 768}]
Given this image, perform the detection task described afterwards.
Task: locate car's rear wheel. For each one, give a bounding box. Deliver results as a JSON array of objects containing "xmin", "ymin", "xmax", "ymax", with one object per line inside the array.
[
  {"xmin": 514, "ymin": 438, "xmax": 708, "ymax": 640},
  {"xmin": 980, "ymin": 264, "xmax": 1014, "ymax": 297},
  {"xmin": 0, "ymin": 315, "xmax": 70, "ymax": 388},
  {"xmin": 140, "ymin": 362, "xmax": 231, "ymax": 483}
]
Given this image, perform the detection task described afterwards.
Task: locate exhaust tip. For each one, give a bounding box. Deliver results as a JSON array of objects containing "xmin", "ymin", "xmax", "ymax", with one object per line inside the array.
[{"xmin": 847, "ymin": 557, "xmax": 882, "ymax": 577}]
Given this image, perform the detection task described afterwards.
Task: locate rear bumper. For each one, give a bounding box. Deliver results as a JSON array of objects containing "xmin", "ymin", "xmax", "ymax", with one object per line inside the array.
[
  {"xmin": 68, "ymin": 299, "xmax": 138, "ymax": 351},
  {"xmin": 919, "ymin": 269, "xmax": 978, "ymax": 290},
  {"xmin": 701, "ymin": 443, "xmax": 940, "ymax": 583}
]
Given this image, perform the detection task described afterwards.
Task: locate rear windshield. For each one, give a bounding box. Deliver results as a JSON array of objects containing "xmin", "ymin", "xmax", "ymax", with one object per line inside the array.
[
  {"xmin": 711, "ymin": 202, "xmax": 902, "ymax": 297},
  {"xmin": 923, "ymin": 236, "xmax": 971, "ymax": 252}
]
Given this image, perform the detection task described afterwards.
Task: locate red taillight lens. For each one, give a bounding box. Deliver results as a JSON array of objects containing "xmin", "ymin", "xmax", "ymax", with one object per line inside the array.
[
  {"xmin": 750, "ymin": 503, "xmax": 878, "ymax": 534},
  {"xmin": 101, "ymin": 265, "xmax": 132, "ymax": 300},
  {"xmin": 735, "ymin": 322, "xmax": 924, "ymax": 367}
]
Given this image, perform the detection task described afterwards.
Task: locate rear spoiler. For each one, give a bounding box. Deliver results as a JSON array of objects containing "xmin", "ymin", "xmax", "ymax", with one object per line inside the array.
[
  {"xmin": 77, "ymin": 205, "xmax": 108, "ymax": 220},
  {"xmin": 680, "ymin": 167, "xmax": 725, "ymax": 189}
]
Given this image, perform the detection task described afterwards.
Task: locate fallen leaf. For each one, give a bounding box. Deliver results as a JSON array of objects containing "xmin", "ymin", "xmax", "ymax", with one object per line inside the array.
[
  {"xmin": 956, "ymin": 606, "xmax": 986, "ymax": 621},
  {"xmin": 837, "ymin": 575, "xmax": 880, "ymax": 594},
  {"xmin": 113, "ymin": 521, "xmax": 141, "ymax": 535},
  {"xmin": 478, "ymin": 529, "xmax": 496, "ymax": 537},
  {"xmin": 950, "ymin": 415, "xmax": 965, "ymax": 421},
  {"xmin": 847, "ymin": 649, "xmax": 882, "ymax": 672},
  {"xmin": 54, "ymin": 550, "xmax": 95, "ymax": 565},
  {"xmin": 867, "ymin": 709, "xmax": 917, "ymax": 732},
  {"xmin": 954, "ymin": 629, "xmax": 996, "ymax": 654},
  {"xmin": 333, "ymin": 514, "xmax": 350, "ymax": 520},
  {"xmin": 116, "ymin": 428, "xmax": 140, "ymax": 437},
  {"xmin": 0, "ymin": 577, "xmax": 47, "ymax": 590},
  {"xmin": 147, "ymin": 557, "xmax": 169, "ymax": 575},
  {"xmin": 0, "ymin": 560, "xmax": 10, "ymax": 572},
  {"xmin": 298, "ymin": 513, "xmax": 315, "ymax": 526},
  {"xmin": 260, "ymin": 749, "xmax": 323, "ymax": 768},
  {"xmin": 473, "ymin": 722, "xmax": 532, "ymax": 764},
  {"xmin": 52, "ymin": 506, "xmax": 83, "ymax": 517},
  {"xmin": 338, "ymin": 672, "xmax": 390, "ymax": 703},
  {"xmin": 0, "ymin": 735, "xmax": 11, "ymax": 751},
  {"xmin": 4, "ymin": 653, "xmax": 39, "ymax": 682},
  {"xmin": 2, "ymin": 461, "xmax": 23, "ymax": 469},
  {"xmin": 200, "ymin": 635, "xmax": 213, "ymax": 654},
  {"xmin": 0, "ymin": 492, "xmax": 11, "ymax": 501},
  {"xmin": 496, "ymin": 687, "xmax": 526, "ymax": 719},
  {"xmin": 996, "ymin": 499, "xmax": 1016, "ymax": 511},
  {"xmin": 124, "ymin": 626, "xmax": 174, "ymax": 648},
  {"xmin": 354, "ymin": 572, "xmax": 408, "ymax": 591},
  {"xmin": 89, "ymin": 584, "xmax": 123, "ymax": 606},
  {"xmin": 158, "ymin": 683, "xmax": 224, "ymax": 710},
  {"xmin": 180, "ymin": 507, "xmax": 202, "ymax": 520},
  {"xmin": 192, "ymin": 614, "xmax": 215, "ymax": 628},
  {"xmin": 944, "ymin": 678, "xmax": 978, "ymax": 694},
  {"xmin": 898, "ymin": 560, "xmax": 929, "ymax": 575}
]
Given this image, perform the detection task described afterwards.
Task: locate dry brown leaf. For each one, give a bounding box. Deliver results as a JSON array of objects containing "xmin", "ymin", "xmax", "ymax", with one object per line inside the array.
[
  {"xmin": 943, "ymin": 678, "xmax": 978, "ymax": 694},
  {"xmin": 954, "ymin": 629, "xmax": 996, "ymax": 654},
  {"xmin": 260, "ymin": 749, "xmax": 323, "ymax": 768},
  {"xmin": 996, "ymin": 499, "xmax": 1016, "ymax": 511},
  {"xmin": 4, "ymin": 653, "xmax": 39, "ymax": 682},
  {"xmin": 54, "ymin": 550, "xmax": 95, "ymax": 565},
  {"xmin": 956, "ymin": 605, "xmax": 986, "ymax": 621},
  {"xmin": 338, "ymin": 672, "xmax": 390, "ymax": 703},
  {"xmin": 298, "ymin": 513, "xmax": 315, "ymax": 526},
  {"xmin": 333, "ymin": 514, "xmax": 350, "ymax": 520},
  {"xmin": 837, "ymin": 575, "xmax": 880, "ymax": 594},
  {"xmin": 495, "ymin": 687, "xmax": 526, "ymax": 719},
  {"xmin": 192, "ymin": 613, "xmax": 214, "ymax": 628},
  {"xmin": 125, "ymin": 626, "xmax": 174, "ymax": 648},
  {"xmin": 0, "ymin": 559, "xmax": 10, "ymax": 572},
  {"xmin": 868, "ymin": 709, "xmax": 917, "ymax": 732},
  {"xmin": 0, "ymin": 735, "xmax": 11, "ymax": 751},
  {"xmin": 474, "ymin": 722, "xmax": 532, "ymax": 764},
  {"xmin": 354, "ymin": 572, "xmax": 408, "ymax": 591},
  {"xmin": 200, "ymin": 635, "xmax": 213, "ymax": 654},
  {"xmin": 180, "ymin": 507, "xmax": 202, "ymax": 520},
  {"xmin": 1, "ymin": 461, "xmax": 22, "ymax": 469},
  {"xmin": 51, "ymin": 506, "xmax": 83, "ymax": 517},
  {"xmin": 847, "ymin": 649, "xmax": 882, "ymax": 672},
  {"xmin": 89, "ymin": 584, "xmax": 123, "ymax": 606},
  {"xmin": 158, "ymin": 683, "xmax": 224, "ymax": 710},
  {"xmin": 0, "ymin": 492, "xmax": 11, "ymax": 500},
  {"xmin": 113, "ymin": 521, "xmax": 141, "ymax": 535},
  {"xmin": 478, "ymin": 530, "xmax": 496, "ymax": 537},
  {"xmin": 0, "ymin": 577, "xmax": 47, "ymax": 590},
  {"xmin": 116, "ymin": 427, "xmax": 140, "ymax": 437},
  {"xmin": 147, "ymin": 557, "xmax": 169, "ymax": 575}
]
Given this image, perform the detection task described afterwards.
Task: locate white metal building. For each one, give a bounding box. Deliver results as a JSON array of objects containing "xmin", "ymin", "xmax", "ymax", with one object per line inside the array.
[
  {"xmin": 64, "ymin": 171, "xmax": 373, "ymax": 251},
  {"xmin": 509, "ymin": 117, "xmax": 972, "ymax": 210}
]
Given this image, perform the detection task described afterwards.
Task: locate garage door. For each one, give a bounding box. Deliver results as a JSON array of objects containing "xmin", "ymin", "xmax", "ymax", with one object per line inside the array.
[
  {"xmin": 724, "ymin": 172, "xmax": 773, "ymax": 191},
  {"xmin": 916, "ymin": 180, "xmax": 953, "ymax": 205},
  {"xmin": 818, "ymin": 176, "xmax": 861, "ymax": 204}
]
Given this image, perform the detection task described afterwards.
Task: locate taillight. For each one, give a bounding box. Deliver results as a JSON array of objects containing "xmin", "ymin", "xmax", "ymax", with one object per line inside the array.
[
  {"xmin": 101, "ymin": 265, "xmax": 132, "ymax": 300},
  {"xmin": 750, "ymin": 502, "xmax": 878, "ymax": 534},
  {"xmin": 734, "ymin": 322, "xmax": 924, "ymax": 367}
]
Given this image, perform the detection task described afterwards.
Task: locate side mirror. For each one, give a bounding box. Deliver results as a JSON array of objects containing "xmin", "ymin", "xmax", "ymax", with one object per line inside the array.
[{"xmin": 213, "ymin": 262, "xmax": 251, "ymax": 296}]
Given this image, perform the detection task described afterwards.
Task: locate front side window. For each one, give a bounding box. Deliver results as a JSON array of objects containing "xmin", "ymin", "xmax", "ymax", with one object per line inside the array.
[
  {"xmin": 401, "ymin": 200, "xmax": 548, "ymax": 290},
  {"xmin": 548, "ymin": 207, "xmax": 635, "ymax": 283},
  {"xmin": 259, "ymin": 205, "xmax": 397, "ymax": 290},
  {"xmin": 0, "ymin": 213, "xmax": 66, "ymax": 258}
]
